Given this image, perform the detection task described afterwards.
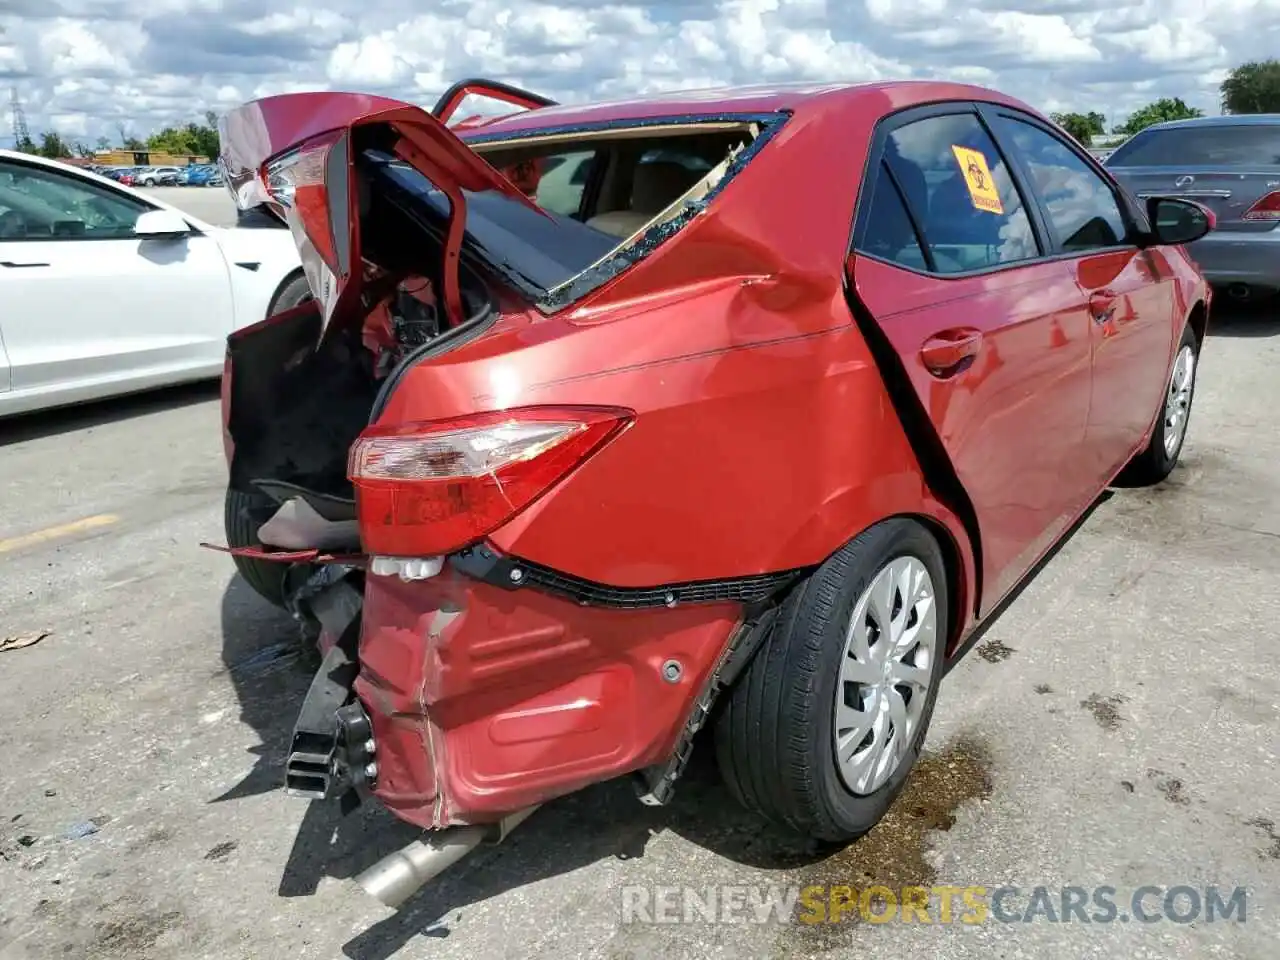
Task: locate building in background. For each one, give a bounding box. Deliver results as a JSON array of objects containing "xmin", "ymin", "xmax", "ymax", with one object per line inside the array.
[{"xmin": 92, "ymin": 149, "xmax": 209, "ymax": 166}]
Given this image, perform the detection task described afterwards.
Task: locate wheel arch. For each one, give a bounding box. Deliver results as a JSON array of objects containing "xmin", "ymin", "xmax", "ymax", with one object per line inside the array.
[
  {"xmin": 910, "ymin": 512, "xmax": 973, "ymax": 659},
  {"xmin": 1186, "ymin": 298, "xmax": 1208, "ymax": 347},
  {"xmin": 267, "ymin": 266, "xmax": 307, "ymax": 316},
  {"xmin": 768, "ymin": 495, "xmax": 976, "ymax": 662},
  {"xmin": 841, "ymin": 272, "xmax": 986, "ymax": 624}
]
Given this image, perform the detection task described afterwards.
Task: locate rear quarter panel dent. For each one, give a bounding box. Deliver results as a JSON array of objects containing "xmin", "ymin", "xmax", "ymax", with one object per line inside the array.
[{"xmin": 566, "ymin": 103, "xmax": 871, "ymax": 318}]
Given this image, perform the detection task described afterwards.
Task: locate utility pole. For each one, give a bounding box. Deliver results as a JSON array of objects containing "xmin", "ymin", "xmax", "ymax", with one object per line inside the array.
[{"xmin": 9, "ymin": 86, "xmax": 30, "ymax": 149}]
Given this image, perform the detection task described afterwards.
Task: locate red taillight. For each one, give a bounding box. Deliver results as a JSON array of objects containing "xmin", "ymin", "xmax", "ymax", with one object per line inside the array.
[
  {"xmin": 348, "ymin": 407, "xmax": 633, "ymax": 557},
  {"xmin": 1243, "ymin": 191, "xmax": 1280, "ymax": 222},
  {"xmin": 261, "ymin": 130, "xmax": 353, "ymax": 329}
]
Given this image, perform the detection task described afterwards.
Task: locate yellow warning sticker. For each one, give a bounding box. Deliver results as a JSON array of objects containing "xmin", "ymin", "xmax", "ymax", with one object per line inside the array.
[{"xmin": 950, "ymin": 145, "xmax": 1004, "ymax": 215}]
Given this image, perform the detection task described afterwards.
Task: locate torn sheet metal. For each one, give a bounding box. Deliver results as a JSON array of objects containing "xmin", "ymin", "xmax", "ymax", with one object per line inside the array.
[{"xmin": 199, "ymin": 543, "xmax": 365, "ymax": 566}]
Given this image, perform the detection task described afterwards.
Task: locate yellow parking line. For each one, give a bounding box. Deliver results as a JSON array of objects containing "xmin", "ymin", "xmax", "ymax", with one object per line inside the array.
[{"xmin": 0, "ymin": 514, "xmax": 120, "ymax": 555}]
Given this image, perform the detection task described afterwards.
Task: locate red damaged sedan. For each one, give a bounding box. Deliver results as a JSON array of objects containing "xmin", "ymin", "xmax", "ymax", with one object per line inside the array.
[{"xmin": 212, "ymin": 78, "xmax": 1212, "ymax": 906}]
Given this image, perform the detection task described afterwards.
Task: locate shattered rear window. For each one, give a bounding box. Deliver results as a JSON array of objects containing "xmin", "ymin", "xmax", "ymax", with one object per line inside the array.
[
  {"xmin": 368, "ymin": 152, "xmax": 619, "ymax": 294},
  {"xmin": 371, "ymin": 112, "xmax": 789, "ymax": 312}
]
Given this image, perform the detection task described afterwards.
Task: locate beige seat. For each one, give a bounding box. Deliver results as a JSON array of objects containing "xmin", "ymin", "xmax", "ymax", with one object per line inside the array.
[{"xmin": 586, "ymin": 161, "xmax": 703, "ymax": 238}]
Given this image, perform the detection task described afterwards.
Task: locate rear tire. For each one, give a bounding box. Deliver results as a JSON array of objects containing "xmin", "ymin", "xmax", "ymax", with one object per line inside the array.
[
  {"xmin": 1117, "ymin": 321, "xmax": 1198, "ymax": 487},
  {"xmin": 224, "ymin": 487, "xmax": 289, "ymax": 608},
  {"xmin": 714, "ymin": 518, "xmax": 949, "ymax": 843}
]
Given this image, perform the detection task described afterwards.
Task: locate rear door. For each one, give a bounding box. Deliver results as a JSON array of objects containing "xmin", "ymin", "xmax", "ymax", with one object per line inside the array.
[
  {"xmin": 1105, "ymin": 122, "xmax": 1280, "ymax": 232},
  {"xmin": 983, "ymin": 107, "xmax": 1178, "ymax": 481},
  {"xmin": 848, "ymin": 104, "xmax": 1098, "ymax": 616}
]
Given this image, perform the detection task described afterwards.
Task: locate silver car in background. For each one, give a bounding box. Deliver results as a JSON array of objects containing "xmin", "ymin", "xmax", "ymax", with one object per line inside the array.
[{"xmin": 1106, "ymin": 115, "xmax": 1280, "ymax": 303}]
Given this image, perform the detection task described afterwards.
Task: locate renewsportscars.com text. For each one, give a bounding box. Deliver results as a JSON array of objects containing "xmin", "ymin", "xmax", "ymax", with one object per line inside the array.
[{"xmin": 620, "ymin": 884, "xmax": 1249, "ymax": 925}]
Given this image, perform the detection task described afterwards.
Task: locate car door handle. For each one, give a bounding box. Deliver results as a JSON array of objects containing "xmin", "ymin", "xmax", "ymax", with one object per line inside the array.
[
  {"xmin": 1089, "ymin": 291, "xmax": 1117, "ymax": 324},
  {"xmin": 0, "ymin": 260, "xmax": 50, "ymax": 268},
  {"xmin": 920, "ymin": 328, "xmax": 983, "ymax": 375}
]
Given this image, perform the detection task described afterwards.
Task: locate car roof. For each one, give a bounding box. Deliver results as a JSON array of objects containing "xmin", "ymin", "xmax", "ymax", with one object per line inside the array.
[
  {"xmin": 1140, "ymin": 113, "xmax": 1280, "ymax": 132},
  {"xmin": 457, "ymin": 79, "xmax": 1033, "ymax": 138}
]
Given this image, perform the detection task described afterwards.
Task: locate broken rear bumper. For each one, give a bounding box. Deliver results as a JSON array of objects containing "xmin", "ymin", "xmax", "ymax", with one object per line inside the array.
[
  {"xmin": 281, "ymin": 542, "xmax": 788, "ymax": 829},
  {"xmin": 353, "ymin": 551, "xmax": 746, "ymax": 829}
]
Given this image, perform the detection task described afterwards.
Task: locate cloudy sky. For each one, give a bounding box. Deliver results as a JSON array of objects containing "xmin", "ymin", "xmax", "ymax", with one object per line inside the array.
[{"xmin": 1, "ymin": 0, "xmax": 1276, "ymax": 146}]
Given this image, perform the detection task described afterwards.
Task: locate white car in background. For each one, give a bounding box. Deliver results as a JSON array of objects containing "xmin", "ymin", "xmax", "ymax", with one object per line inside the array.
[
  {"xmin": 134, "ymin": 165, "xmax": 182, "ymax": 186},
  {"xmin": 0, "ymin": 149, "xmax": 307, "ymax": 419}
]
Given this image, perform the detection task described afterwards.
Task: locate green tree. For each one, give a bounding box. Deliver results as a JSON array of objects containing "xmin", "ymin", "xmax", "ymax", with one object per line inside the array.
[
  {"xmin": 1115, "ymin": 98, "xmax": 1204, "ymax": 136},
  {"xmin": 193, "ymin": 111, "xmax": 221, "ymax": 157},
  {"xmin": 37, "ymin": 131, "xmax": 71, "ymax": 159},
  {"xmin": 145, "ymin": 116, "xmax": 219, "ymax": 158},
  {"xmin": 14, "ymin": 133, "xmax": 37, "ymax": 154},
  {"xmin": 1050, "ymin": 111, "xmax": 1107, "ymax": 146},
  {"xmin": 1220, "ymin": 59, "xmax": 1280, "ymax": 114},
  {"xmin": 95, "ymin": 135, "xmax": 111, "ymax": 151}
]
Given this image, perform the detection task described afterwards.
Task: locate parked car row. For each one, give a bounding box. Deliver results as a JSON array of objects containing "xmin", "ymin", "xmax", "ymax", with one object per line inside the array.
[
  {"xmin": 176, "ymin": 164, "xmax": 223, "ymax": 186},
  {"xmin": 87, "ymin": 164, "xmax": 223, "ymax": 187}
]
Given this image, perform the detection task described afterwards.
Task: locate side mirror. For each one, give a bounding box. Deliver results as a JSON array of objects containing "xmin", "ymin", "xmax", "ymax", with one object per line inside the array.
[
  {"xmin": 134, "ymin": 209, "xmax": 191, "ymax": 239},
  {"xmin": 1145, "ymin": 197, "xmax": 1214, "ymax": 246}
]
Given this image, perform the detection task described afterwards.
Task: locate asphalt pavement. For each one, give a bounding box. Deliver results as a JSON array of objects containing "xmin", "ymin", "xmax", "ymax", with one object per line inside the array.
[
  {"xmin": 149, "ymin": 186, "xmax": 239, "ymax": 227},
  {"xmin": 0, "ymin": 196, "xmax": 1277, "ymax": 959}
]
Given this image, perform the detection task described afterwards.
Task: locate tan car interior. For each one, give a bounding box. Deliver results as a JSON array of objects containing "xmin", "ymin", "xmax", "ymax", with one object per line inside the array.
[
  {"xmin": 478, "ymin": 129, "xmax": 748, "ymax": 241},
  {"xmin": 585, "ymin": 159, "xmax": 706, "ymax": 238}
]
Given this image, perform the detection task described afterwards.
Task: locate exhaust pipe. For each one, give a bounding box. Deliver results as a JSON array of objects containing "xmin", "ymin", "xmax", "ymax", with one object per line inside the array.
[
  {"xmin": 355, "ymin": 806, "xmax": 540, "ymax": 908},
  {"xmin": 1226, "ymin": 283, "xmax": 1252, "ymax": 301}
]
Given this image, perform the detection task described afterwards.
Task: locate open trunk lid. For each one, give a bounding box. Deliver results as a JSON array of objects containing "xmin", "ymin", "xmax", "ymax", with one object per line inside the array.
[
  {"xmin": 218, "ymin": 92, "xmax": 550, "ymax": 332},
  {"xmin": 220, "ymin": 92, "xmax": 782, "ymax": 338},
  {"xmin": 1106, "ymin": 122, "xmax": 1280, "ymax": 232}
]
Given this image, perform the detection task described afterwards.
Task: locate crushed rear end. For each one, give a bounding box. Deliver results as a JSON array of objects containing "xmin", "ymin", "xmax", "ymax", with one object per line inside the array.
[{"xmin": 209, "ymin": 88, "xmax": 791, "ymax": 905}]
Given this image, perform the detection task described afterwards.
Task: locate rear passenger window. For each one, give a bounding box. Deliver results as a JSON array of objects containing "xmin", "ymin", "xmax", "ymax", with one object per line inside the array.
[
  {"xmin": 861, "ymin": 164, "xmax": 928, "ymax": 271},
  {"xmin": 883, "ymin": 113, "xmax": 1038, "ymax": 274},
  {"xmin": 990, "ymin": 116, "xmax": 1128, "ymax": 253}
]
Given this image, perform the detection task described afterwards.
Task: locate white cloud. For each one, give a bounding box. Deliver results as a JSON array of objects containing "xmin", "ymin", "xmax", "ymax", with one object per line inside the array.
[
  {"xmin": 0, "ymin": 0, "xmax": 1275, "ymax": 147},
  {"xmin": 37, "ymin": 19, "xmax": 142, "ymax": 77},
  {"xmin": 327, "ymin": 35, "xmax": 414, "ymax": 87}
]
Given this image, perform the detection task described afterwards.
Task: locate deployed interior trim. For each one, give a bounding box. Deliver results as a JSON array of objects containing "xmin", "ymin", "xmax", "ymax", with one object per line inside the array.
[{"xmin": 464, "ymin": 121, "xmax": 758, "ymax": 152}]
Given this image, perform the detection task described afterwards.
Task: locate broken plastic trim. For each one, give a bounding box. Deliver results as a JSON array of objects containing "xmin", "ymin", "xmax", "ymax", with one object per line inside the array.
[
  {"xmin": 198, "ymin": 542, "xmax": 366, "ymax": 566},
  {"xmin": 369, "ymin": 556, "xmax": 444, "ymax": 580},
  {"xmin": 449, "ymin": 542, "xmax": 808, "ymax": 609},
  {"xmin": 635, "ymin": 602, "xmax": 782, "ymax": 805},
  {"xmin": 258, "ymin": 497, "xmax": 360, "ymax": 551},
  {"xmin": 460, "ymin": 111, "xmax": 792, "ymax": 314},
  {"xmin": 286, "ymin": 633, "xmax": 359, "ymax": 799}
]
